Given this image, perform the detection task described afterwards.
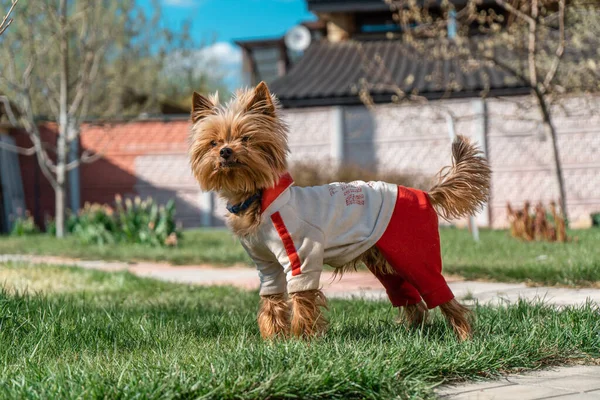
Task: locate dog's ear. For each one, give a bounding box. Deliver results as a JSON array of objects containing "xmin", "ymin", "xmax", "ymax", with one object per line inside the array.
[
  {"xmin": 191, "ymin": 92, "xmax": 214, "ymax": 123},
  {"xmin": 246, "ymin": 81, "xmax": 275, "ymax": 117}
]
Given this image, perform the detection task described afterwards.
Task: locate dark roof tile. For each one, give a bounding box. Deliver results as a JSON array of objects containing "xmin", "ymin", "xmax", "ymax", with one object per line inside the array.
[{"xmin": 270, "ymin": 40, "xmax": 528, "ymax": 107}]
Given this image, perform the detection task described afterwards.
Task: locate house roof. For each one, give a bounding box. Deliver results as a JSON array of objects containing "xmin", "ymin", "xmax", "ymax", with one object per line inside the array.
[
  {"xmin": 307, "ymin": 0, "xmax": 498, "ymax": 13},
  {"xmin": 307, "ymin": 0, "xmax": 389, "ymax": 12},
  {"xmin": 270, "ymin": 40, "xmax": 529, "ymax": 108}
]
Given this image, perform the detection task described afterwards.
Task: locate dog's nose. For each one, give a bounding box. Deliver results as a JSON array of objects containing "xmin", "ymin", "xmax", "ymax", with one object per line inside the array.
[{"xmin": 220, "ymin": 147, "xmax": 233, "ymax": 159}]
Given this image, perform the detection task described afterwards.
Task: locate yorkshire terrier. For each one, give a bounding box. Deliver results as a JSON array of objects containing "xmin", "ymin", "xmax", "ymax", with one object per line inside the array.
[{"xmin": 189, "ymin": 82, "xmax": 491, "ymax": 341}]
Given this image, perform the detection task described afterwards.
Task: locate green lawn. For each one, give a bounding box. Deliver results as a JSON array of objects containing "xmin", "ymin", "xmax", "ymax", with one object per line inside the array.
[
  {"xmin": 0, "ymin": 262, "xmax": 598, "ymax": 399},
  {"xmin": 1, "ymin": 228, "xmax": 599, "ymax": 287},
  {"xmin": 441, "ymin": 228, "xmax": 600, "ymax": 287},
  {"xmin": 0, "ymin": 228, "xmax": 252, "ymax": 266}
]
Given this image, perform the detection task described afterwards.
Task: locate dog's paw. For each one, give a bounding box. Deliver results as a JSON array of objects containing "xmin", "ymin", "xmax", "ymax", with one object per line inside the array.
[
  {"xmin": 290, "ymin": 289, "xmax": 328, "ymax": 338},
  {"xmin": 397, "ymin": 301, "xmax": 429, "ymax": 327},
  {"xmin": 258, "ymin": 294, "xmax": 290, "ymax": 339}
]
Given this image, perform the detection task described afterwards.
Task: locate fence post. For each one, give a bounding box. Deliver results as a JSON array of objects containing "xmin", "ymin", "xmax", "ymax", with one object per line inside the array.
[
  {"xmin": 472, "ymin": 99, "xmax": 491, "ymax": 229},
  {"xmin": 199, "ymin": 191, "xmax": 213, "ymax": 227},
  {"xmin": 445, "ymin": 109, "xmax": 480, "ymax": 241},
  {"xmin": 68, "ymin": 134, "xmax": 81, "ymax": 213},
  {"xmin": 331, "ymin": 106, "xmax": 345, "ymax": 167}
]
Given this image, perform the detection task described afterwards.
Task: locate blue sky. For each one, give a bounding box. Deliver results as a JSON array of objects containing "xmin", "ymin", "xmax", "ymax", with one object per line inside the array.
[{"xmin": 138, "ymin": 0, "xmax": 315, "ymax": 90}]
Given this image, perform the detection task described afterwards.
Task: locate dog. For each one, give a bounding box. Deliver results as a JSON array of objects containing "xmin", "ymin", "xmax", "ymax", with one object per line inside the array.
[{"xmin": 189, "ymin": 81, "xmax": 491, "ymax": 341}]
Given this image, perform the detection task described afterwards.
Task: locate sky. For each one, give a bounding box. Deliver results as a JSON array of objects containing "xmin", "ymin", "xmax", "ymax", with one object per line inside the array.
[{"xmin": 138, "ymin": 0, "xmax": 316, "ymax": 90}]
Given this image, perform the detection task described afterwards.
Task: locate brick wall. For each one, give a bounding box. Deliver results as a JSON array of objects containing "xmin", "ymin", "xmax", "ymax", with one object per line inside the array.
[
  {"xmin": 286, "ymin": 96, "xmax": 600, "ymax": 228},
  {"xmin": 486, "ymin": 96, "xmax": 600, "ymax": 228},
  {"xmin": 12, "ymin": 119, "xmax": 203, "ymax": 228},
  {"xmin": 12, "ymin": 95, "xmax": 600, "ymax": 229}
]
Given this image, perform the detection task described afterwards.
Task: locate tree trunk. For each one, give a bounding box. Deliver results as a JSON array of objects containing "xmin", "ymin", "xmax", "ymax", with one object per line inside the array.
[
  {"xmin": 55, "ymin": 151, "xmax": 66, "ymax": 238},
  {"xmin": 68, "ymin": 121, "xmax": 80, "ymax": 212},
  {"xmin": 535, "ymin": 89, "xmax": 568, "ymax": 221},
  {"xmin": 56, "ymin": 0, "xmax": 68, "ymax": 238},
  {"xmin": 56, "ymin": 114, "xmax": 68, "ymax": 238}
]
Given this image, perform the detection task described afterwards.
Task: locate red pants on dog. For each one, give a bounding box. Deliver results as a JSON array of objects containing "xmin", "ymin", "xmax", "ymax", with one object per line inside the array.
[{"xmin": 372, "ymin": 186, "xmax": 455, "ymax": 309}]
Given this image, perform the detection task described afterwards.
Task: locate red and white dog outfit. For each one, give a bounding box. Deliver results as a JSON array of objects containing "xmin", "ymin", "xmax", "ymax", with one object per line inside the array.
[{"xmin": 239, "ymin": 173, "xmax": 455, "ymax": 309}]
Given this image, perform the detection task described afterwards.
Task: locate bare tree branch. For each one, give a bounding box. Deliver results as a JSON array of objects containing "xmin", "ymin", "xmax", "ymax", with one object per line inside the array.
[
  {"xmin": 0, "ymin": 95, "xmax": 18, "ymax": 125},
  {"xmin": 1, "ymin": 93, "xmax": 58, "ymax": 188},
  {"xmin": 0, "ymin": 140, "xmax": 36, "ymax": 155},
  {"xmin": 0, "ymin": 0, "xmax": 18, "ymax": 36},
  {"xmin": 360, "ymin": 0, "xmax": 595, "ymax": 222},
  {"xmin": 69, "ymin": 43, "xmax": 106, "ymax": 119},
  {"xmin": 64, "ymin": 117, "xmax": 138, "ymax": 171},
  {"xmin": 543, "ymin": 0, "xmax": 565, "ymax": 88},
  {"xmin": 494, "ymin": 0, "xmax": 536, "ymax": 25}
]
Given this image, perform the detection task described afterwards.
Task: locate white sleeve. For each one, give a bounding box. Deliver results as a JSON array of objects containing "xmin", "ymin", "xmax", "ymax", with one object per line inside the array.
[
  {"xmin": 240, "ymin": 241, "xmax": 286, "ymax": 296},
  {"xmin": 264, "ymin": 205, "xmax": 325, "ymax": 294}
]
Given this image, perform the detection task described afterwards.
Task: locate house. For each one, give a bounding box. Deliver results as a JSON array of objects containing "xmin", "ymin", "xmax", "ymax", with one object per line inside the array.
[
  {"xmin": 236, "ymin": 0, "xmax": 600, "ymax": 228},
  {"xmin": 3, "ymin": 0, "xmax": 598, "ymax": 232}
]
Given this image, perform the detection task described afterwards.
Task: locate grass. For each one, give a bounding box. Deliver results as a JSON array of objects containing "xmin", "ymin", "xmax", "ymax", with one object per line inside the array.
[
  {"xmin": 1, "ymin": 228, "xmax": 599, "ymax": 287},
  {"xmin": 0, "ymin": 228, "xmax": 252, "ymax": 266},
  {"xmin": 0, "ymin": 262, "xmax": 599, "ymax": 399},
  {"xmin": 440, "ymin": 228, "xmax": 600, "ymax": 287}
]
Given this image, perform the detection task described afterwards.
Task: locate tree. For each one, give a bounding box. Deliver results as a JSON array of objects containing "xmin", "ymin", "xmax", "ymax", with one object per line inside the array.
[
  {"xmin": 360, "ymin": 0, "xmax": 600, "ymax": 220},
  {"xmin": 89, "ymin": 5, "xmax": 227, "ymax": 118},
  {"xmin": 0, "ymin": 0, "xmax": 17, "ymax": 36},
  {"xmin": 0, "ymin": 0, "xmax": 136, "ymax": 237},
  {"xmin": 0, "ymin": 0, "xmax": 226, "ymax": 237}
]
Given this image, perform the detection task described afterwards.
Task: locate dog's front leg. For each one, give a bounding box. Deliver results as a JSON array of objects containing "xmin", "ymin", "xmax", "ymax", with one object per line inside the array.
[
  {"xmin": 290, "ymin": 289, "xmax": 328, "ymax": 338},
  {"xmin": 258, "ymin": 293, "xmax": 290, "ymax": 339}
]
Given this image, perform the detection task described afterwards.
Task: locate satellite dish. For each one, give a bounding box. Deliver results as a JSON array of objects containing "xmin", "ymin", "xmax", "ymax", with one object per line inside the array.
[{"xmin": 285, "ymin": 25, "xmax": 311, "ymax": 52}]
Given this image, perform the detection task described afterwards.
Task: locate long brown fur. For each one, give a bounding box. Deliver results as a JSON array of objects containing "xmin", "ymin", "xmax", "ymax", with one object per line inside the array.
[
  {"xmin": 189, "ymin": 82, "xmax": 289, "ymax": 236},
  {"xmin": 439, "ymin": 299, "xmax": 472, "ymax": 341},
  {"xmin": 428, "ymin": 135, "xmax": 491, "ymax": 221},
  {"xmin": 400, "ymin": 301, "xmax": 429, "ymax": 327},
  {"xmin": 333, "ymin": 246, "xmax": 394, "ymax": 280},
  {"xmin": 189, "ymin": 82, "xmax": 488, "ymax": 341},
  {"xmin": 258, "ymin": 294, "xmax": 290, "ymax": 339},
  {"xmin": 290, "ymin": 289, "xmax": 328, "ymax": 338}
]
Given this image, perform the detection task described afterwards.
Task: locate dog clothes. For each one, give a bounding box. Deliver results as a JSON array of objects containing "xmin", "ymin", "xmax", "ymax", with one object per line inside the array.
[
  {"xmin": 371, "ymin": 186, "xmax": 455, "ymax": 309},
  {"xmin": 239, "ymin": 173, "xmax": 454, "ymax": 309}
]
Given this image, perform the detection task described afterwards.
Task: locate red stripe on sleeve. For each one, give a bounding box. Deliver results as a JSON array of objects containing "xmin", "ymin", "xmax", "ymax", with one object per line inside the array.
[{"xmin": 270, "ymin": 212, "xmax": 302, "ymax": 276}]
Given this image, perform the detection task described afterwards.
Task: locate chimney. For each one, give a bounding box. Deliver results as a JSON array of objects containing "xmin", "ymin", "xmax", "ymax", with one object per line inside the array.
[{"xmin": 320, "ymin": 13, "xmax": 355, "ymax": 42}]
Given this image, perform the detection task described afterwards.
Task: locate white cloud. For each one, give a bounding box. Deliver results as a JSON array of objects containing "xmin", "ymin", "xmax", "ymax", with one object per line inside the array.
[
  {"xmin": 199, "ymin": 42, "xmax": 243, "ymax": 89},
  {"xmin": 199, "ymin": 42, "xmax": 242, "ymax": 67},
  {"xmin": 165, "ymin": 42, "xmax": 243, "ymax": 90}
]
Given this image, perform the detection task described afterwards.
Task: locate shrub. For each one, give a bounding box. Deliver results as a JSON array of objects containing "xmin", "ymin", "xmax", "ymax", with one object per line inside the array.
[
  {"xmin": 113, "ymin": 195, "xmax": 179, "ymax": 247},
  {"xmin": 592, "ymin": 212, "xmax": 600, "ymax": 227},
  {"xmin": 70, "ymin": 203, "xmax": 118, "ymax": 245},
  {"xmin": 290, "ymin": 161, "xmax": 428, "ymax": 189},
  {"xmin": 9, "ymin": 211, "xmax": 39, "ymax": 236},
  {"xmin": 67, "ymin": 196, "xmax": 180, "ymax": 247}
]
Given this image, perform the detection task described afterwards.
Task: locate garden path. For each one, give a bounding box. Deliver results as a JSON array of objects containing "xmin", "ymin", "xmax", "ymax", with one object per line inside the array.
[{"xmin": 2, "ymin": 253, "xmax": 600, "ymax": 399}]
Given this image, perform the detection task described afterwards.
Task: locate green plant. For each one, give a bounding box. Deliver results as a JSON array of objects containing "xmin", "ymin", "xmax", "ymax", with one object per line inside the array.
[
  {"xmin": 591, "ymin": 212, "xmax": 600, "ymax": 227},
  {"xmin": 9, "ymin": 211, "xmax": 39, "ymax": 236},
  {"xmin": 113, "ymin": 195, "xmax": 179, "ymax": 247},
  {"xmin": 71, "ymin": 203, "xmax": 118, "ymax": 245},
  {"xmin": 68, "ymin": 195, "xmax": 181, "ymax": 247}
]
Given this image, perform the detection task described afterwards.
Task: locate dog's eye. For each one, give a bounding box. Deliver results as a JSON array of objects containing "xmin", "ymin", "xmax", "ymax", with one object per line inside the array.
[
  {"xmin": 210, "ymin": 140, "xmax": 217, "ymax": 147},
  {"xmin": 241, "ymin": 136, "xmax": 250, "ymax": 143}
]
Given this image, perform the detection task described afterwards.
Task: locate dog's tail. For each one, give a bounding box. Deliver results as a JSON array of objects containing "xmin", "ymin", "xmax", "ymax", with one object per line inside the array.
[{"xmin": 428, "ymin": 135, "xmax": 491, "ymax": 221}]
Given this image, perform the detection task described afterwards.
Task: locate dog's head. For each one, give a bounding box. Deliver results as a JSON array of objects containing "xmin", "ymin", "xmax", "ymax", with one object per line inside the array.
[{"xmin": 189, "ymin": 82, "xmax": 289, "ymax": 194}]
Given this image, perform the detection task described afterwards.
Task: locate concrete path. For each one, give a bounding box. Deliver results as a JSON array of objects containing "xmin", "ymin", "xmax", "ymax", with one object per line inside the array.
[
  {"xmin": 2, "ymin": 254, "xmax": 600, "ymax": 306},
  {"xmin": 2, "ymin": 254, "xmax": 599, "ymax": 400},
  {"xmin": 438, "ymin": 365, "xmax": 600, "ymax": 399}
]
